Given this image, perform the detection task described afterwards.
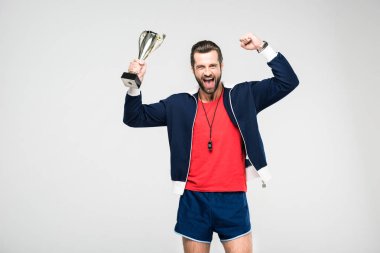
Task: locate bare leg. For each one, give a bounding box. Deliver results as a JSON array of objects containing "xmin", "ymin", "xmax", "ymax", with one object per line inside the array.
[
  {"xmin": 222, "ymin": 232, "xmax": 253, "ymax": 253},
  {"xmin": 182, "ymin": 237, "xmax": 211, "ymax": 253}
]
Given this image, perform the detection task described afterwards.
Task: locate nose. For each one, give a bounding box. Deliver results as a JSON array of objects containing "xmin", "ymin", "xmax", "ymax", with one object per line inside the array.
[{"xmin": 204, "ymin": 67, "xmax": 211, "ymax": 76}]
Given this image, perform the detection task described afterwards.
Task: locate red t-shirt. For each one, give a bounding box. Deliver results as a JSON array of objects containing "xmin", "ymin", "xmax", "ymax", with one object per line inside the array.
[{"xmin": 185, "ymin": 89, "xmax": 247, "ymax": 192}]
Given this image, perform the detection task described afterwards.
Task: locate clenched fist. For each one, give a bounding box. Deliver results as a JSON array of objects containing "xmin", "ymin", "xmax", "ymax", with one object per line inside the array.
[
  {"xmin": 240, "ymin": 33, "xmax": 264, "ymax": 51},
  {"xmin": 128, "ymin": 59, "xmax": 147, "ymax": 83}
]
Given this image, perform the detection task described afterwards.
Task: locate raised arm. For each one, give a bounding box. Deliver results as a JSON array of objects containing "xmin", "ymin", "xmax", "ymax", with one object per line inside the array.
[
  {"xmin": 123, "ymin": 59, "xmax": 167, "ymax": 127},
  {"xmin": 240, "ymin": 33, "xmax": 299, "ymax": 113}
]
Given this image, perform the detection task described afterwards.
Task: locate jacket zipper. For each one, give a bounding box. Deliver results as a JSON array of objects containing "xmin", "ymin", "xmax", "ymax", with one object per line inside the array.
[
  {"xmin": 228, "ymin": 89, "xmax": 266, "ymax": 188},
  {"xmin": 184, "ymin": 95, "xmax": 198, "ymax": 186}
]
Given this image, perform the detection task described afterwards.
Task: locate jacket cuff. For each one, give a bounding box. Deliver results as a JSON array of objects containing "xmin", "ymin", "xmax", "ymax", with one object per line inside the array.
[
  {"xmin": 260, "ymin": 45, "xmax": 278, "ymax": 62},
  {"xmin": 127, "ymin": 87, "xmax": 141, "ymax": 96},
  {"xmin": 257, "ymin": 166, "xmax": 272, "ymax": 182},
  {"xmin": 172, "ymin": 181, "xmax": 186, "ymax": 195}
]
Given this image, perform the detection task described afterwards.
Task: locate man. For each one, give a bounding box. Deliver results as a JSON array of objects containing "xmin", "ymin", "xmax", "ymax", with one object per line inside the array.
[{"xmin": 123, "ymin": 32, "xmax": 299, "ymax": 253}]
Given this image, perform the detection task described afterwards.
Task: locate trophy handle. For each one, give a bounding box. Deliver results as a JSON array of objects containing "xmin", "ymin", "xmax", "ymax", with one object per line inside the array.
[
  {"xmin": 151, "ymin": 34, "xmax": 166, "ymax": 53},
  {"xmin": 138, "ymin": 32, "xmax": 147, "ymax": 51},
  {"xmin": 138, "ymin": 31, "xmax": 148, "ymax": 59}
]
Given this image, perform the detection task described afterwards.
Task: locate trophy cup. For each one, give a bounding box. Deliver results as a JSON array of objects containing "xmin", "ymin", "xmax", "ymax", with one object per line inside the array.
[{"xmin": 121, "ymin": 30, "xmax": 166, "ymax": 89}]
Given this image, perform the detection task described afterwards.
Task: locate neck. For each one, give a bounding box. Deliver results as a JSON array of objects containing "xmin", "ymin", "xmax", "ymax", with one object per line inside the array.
[{"xmin": 199, "ymin": 83, "xmax": 223, "ymax": 102}]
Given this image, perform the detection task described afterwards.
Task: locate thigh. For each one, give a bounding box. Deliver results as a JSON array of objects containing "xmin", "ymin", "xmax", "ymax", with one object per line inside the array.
[
  {"xmin": 212, "ymin": 192, "xmax": 251, "ymax": 241},
  {"xmin": 222, "ymin": 232, "xmax": 253, "ymax": 253},
  {"xmin": 175, "ymin": 190, "xmax": 213, "ymax": 242},
  {"xmin": 183, "ymin": 237, "xmax": 211, "ymax": 253}
]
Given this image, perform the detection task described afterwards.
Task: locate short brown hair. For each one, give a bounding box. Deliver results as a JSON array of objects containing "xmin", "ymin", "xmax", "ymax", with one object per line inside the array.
[{"xmin": 190, "ymin": 40, "xmax": 223, "ymax": 68}]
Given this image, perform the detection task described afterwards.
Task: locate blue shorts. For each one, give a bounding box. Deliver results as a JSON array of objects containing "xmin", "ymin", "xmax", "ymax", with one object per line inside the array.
[{"xmin": 174, "ymin": 190, "xmax": 251, "ymax": 243}]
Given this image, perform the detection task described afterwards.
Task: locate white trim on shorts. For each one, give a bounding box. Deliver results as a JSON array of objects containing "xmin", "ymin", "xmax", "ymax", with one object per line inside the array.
[
  {"xmin": 174, "ymin": 231, "xmax": 211, "ymax": 244},
  {"xmin": 220, "ymin": 229, "xmax": 252, "ymax": 242}
]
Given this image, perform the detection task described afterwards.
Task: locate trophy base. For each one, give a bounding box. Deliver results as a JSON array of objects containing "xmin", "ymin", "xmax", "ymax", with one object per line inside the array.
[{"xmin": 121, "ymin": 72, "xmax": 141, "ymax": 89}]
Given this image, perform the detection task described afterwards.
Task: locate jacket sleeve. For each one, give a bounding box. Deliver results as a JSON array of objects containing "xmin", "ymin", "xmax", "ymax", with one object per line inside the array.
[
  {"xmin": 251, "ymin": 52, "xmax": 299, "ymax": 113},
  {"xmin": 123, "ymin": 90, "xmax": 167, "ymax": 127}
]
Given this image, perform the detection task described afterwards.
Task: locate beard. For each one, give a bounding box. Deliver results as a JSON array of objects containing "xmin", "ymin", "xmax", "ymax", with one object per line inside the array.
[{"xmin": 195, "ymin": 71, "xmax": 222, "ymax": 95}]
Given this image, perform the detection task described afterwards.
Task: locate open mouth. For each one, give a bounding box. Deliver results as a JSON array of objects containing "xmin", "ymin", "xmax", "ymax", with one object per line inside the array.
[{"xmin": 202, "ymin": 77, "xmax": 215, "ymax": 89}]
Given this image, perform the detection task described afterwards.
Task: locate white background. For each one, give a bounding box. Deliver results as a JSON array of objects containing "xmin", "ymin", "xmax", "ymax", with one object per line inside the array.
[{"xmin": 1, "ymin": 0, "xmax": 379, "ymax": 252}]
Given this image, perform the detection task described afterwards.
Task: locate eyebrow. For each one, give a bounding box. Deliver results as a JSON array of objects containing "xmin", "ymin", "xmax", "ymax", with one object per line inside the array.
[{"xmin": 195, "ymin": 63, "xmax": 219, "ymax": 68}]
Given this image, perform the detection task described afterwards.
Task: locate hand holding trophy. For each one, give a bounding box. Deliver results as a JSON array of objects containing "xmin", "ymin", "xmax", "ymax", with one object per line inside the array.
[{"xmin": 121, "ymin": 30, "xmax": 166, "ymax": 89}]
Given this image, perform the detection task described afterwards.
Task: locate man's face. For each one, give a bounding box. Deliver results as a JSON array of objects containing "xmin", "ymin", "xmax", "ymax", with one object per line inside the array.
[{"xmin": 192, "ymin": 50, "xmax": 223, "ymax": 94}]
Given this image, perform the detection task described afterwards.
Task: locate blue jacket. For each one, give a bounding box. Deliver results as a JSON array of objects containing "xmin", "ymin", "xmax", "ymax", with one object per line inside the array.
[{"xmin": 123, "ymin": 52, "xmax": 299, "ymax": 194}]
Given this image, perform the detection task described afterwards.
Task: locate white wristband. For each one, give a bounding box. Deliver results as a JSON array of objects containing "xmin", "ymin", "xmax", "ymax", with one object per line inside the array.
[
  {"xmin": 260, "ymin": 45, "xmax": 278, "ymax": 62},
  {"xmin": 127, "ymin": 87, "xmax": 141, "ymax": 96}
]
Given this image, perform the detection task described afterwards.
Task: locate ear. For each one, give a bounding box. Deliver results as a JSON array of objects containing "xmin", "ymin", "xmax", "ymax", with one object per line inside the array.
[{"xmin": 221, "ymin": 62, "xmax": 224, "ymax": 70}]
